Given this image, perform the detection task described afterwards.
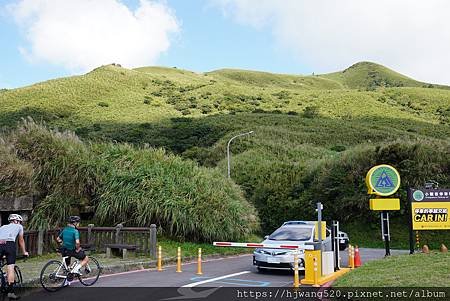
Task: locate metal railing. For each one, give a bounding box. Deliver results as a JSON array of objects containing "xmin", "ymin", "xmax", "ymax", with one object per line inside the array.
[{"xmin": 23, "ymin": 224, "xmax": 157, "ymax": 257}]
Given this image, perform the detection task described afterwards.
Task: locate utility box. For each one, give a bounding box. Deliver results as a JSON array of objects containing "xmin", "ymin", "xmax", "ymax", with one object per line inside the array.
[
  {"xmin": 321, "ymin": 251, "xmax": 334, "ymax": 276},
  {"xmin": 303, "ymin": 250, "xmax": 322, "ymax": 284}
]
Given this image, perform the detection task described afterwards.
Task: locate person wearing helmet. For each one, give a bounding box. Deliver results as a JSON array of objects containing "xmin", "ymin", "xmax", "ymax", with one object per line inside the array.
[
  {"xmin": 56, "ymin": 216, "xmax": 89, "ymax": 277},
  {"xmin": 0, "ymin": 214, "xmax": 29, "ymax": 300}
]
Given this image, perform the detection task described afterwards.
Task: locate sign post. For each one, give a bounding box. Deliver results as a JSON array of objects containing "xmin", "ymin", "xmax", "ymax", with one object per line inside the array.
[
  {"xmin": 331, "ymin": 220, "xmax": 340, "ymax": 271},
  {"xmin": 317, "ymin": 202, "xmax": 323, "ymax": 252},
  {"xmin": 381, "ymin": 211, "xmax": 390, "ymax": 256},
  {"xmin": 366, "ymin": 164, "xmax": 401, "ymax": 257}
]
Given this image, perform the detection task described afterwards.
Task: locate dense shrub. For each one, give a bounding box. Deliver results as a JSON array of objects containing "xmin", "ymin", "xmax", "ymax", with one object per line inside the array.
[
  {"xmin": 303, "ymin": 106, "xmax": 320, "ymax": 118},
  {"xmin": 242, "ymin": 140, "xmax": 449, "ymax": 233},
  {"xmin": 220, "ymin": 131, "xmax": 449, "ymax": 234},
  {"xmin": 295, "ymin": 140, "xmax": 450, "ymax": 224},
  {"xmin": 1, "ymin": 120, "xmax": 258, "ymax": 241},
  {"xmin": 143, "ymin": 96, "xmax": 152, "ymax": 104},
  {"xmin": 97, "ymin": 102, "xmax": 109, "ymax": 107}
]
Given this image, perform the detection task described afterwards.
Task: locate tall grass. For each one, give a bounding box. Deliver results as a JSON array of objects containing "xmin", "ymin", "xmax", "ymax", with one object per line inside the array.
[
  {"xmin": 2, "ymin": 119, "xmax": 258, "ymax": 241},
  {"xmin": 0, "ymin": 139, "xmax": 34, "ymax": 196}
]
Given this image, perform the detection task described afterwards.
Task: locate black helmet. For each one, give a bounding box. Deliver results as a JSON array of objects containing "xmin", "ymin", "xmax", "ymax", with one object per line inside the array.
[{"xmin": 68, "ymin": 216, "xmax": 81, "ymax": 224}]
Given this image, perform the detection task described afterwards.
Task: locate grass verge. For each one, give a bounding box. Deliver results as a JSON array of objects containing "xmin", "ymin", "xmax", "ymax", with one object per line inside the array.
[{"xmin": 333, "ymin": 252, "xmax": 450, "ymax": 287}]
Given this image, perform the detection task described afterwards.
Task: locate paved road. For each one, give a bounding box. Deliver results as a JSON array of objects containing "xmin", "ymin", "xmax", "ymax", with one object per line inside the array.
[
  {"xmin": 93, "ymin": 254, "xmax": 291, "ymax": 287},
  {"xmin": 22, "ymin": 248, "xmax": 408, "ymax": 300},
  {"xmin": 91, "ymin": 247, "xmax": 408, "ymax": 287}
]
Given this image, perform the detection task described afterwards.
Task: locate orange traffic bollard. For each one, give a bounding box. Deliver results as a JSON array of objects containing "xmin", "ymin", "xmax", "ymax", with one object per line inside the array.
[
  {"xmin": 176, "ymin": 247, "xmax": 182, "ymax": 272},
  {"xmin": 440, "ymin": 244, "xmax": 448, "ymax": 253},
  {"xmin": 293, "ymin": 250, "xmax": 300, "ymax": 288},
  {"xmin": 348, "ymin": 245, "xmax": 355, "ymax": 269},
  {"xmin": 197, "ymin": 248, "xmax": 203, "ymax": 275},
  {"xmin": 354, "ymin": 245, "xmax": 362, "ymax": 267},
  {"xmin": 157, "ymin": 245, "xmax": 163, "ymax": 271},
  {"xmin": 422, "ymin": 245, "xmax": 430, "ymax": 254},
  {"xmin": 312, "ymin": 255, "xmax": 320, "ymax": 287}
]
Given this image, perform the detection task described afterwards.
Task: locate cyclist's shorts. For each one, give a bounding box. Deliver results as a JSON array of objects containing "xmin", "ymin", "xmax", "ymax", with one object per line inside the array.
[
  {"xmin": 60, "ymin": 247, "xmax": 87, "ymax": 260},
  {"xmin": 0, "ymin": 241, "xmax": 17, "ymax": 265}
]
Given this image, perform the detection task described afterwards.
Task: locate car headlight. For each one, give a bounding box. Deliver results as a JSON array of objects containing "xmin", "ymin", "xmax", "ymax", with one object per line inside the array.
[{"xmin": 254, "ymin": 248, "xmax": 264, "ymax": 254}]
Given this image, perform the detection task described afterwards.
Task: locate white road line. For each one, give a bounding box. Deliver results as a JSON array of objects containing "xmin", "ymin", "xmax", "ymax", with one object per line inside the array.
[
  {"xmin": 96, "ymin": 254, "xmax": 252, "ymax": 280},
  {"xmin": 182, "ymin": 271, "xmax": 251, "ymax": 288}
]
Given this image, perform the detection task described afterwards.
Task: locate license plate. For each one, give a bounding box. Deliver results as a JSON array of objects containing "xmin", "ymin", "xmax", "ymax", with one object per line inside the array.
[
  {"xmin": 267, "ymin": 257, "xmax": 280, "ymax": 264},
  {"xmin": 340, "ymin": 239, "xmax": 345, "ymax": 243}
]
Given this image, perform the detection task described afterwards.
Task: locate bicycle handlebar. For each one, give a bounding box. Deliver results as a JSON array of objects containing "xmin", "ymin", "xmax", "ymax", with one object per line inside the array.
[{"xmin": 0, "ymin": 254, "xmax": 29, "ymax": 264}]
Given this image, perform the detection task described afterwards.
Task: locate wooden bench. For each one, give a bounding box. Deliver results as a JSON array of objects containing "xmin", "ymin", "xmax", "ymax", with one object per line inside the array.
[{"xmin": 104, "ymin": 244, "xmax": 137, "ymax": 259}]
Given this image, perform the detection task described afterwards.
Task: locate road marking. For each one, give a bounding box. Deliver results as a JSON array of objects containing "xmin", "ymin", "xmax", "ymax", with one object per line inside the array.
[
  {"xmin": 190, "ymin": 276, "xmax": 270, "ymax": 287},
  {"xmin": 182, "ymin": 271, "xmax": 251, "ymax": 287}
]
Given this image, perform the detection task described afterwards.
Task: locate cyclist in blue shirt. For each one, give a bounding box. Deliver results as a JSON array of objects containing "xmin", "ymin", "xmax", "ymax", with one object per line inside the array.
[{"xmin": 57, "ymin": 216, "xmax": 89, "ymax": 275}]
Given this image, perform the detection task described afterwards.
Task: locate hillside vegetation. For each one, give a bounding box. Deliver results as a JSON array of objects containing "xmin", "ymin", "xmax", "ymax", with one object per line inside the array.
[
  {"xmin": 1, "ymin": 62, "xmax": 449, "ymax": 130},
  {"xmin": 0, "ymin": 119, "xmax": 258, "ymax": 241},
  {"xmin": 0, "ymin": 61, "xmax": 449, "ymax": 245}
]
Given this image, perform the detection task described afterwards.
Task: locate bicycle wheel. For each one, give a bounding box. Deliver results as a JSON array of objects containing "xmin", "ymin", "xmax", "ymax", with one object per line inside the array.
[
  {"xmin": 77, "ymin": 257, "xmax": 101, "ymax": 286},
  {"xmin": 40, "ymin": 260, "xmax": 67, "ymax": 292},
  {"xmin": 0, "ymin": 266, "xmax": 22, "ymax": 292},
  {"xmin": 0, "ymin": 268, "xmax": 6, "ymax": 293},
  {"xmin": 14, "ymin": 266, "xmax": 22, "ymax": 288}
]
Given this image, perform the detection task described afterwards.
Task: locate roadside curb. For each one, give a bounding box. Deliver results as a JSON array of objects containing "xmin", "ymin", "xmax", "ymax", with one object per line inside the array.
[{"xmin": 23, "ymin": 252, "xmax": 250, "ymax": 287}]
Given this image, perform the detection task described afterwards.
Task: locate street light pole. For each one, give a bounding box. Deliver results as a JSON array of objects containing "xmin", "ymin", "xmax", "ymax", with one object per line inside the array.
[{"xmin": 227, "ymin": 131, "xmax": 254, "ymax": 178}]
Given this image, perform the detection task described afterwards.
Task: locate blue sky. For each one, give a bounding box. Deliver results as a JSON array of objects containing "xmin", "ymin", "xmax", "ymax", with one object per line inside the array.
[
  {"xmin": 1, "ymin": 0, "xmax": 309, "ymax": 88},
  {"xmin": 1, "ymin": 0, "xmax": 450, "ymax": 88}
]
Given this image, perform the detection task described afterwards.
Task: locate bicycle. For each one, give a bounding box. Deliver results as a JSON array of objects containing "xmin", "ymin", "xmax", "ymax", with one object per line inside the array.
[
  {"xmin": 0, "ymin": 255, "xmax": 26, "ymax": 294},
  {"xmin": 40, "ymin": 247, "xmax": 102, "ymax": 292}
]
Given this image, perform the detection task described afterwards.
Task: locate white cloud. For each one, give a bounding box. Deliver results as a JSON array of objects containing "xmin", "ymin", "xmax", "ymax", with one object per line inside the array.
[
  {"xmin": 8, "ymin": 0, "xmax": 179, "ymax": 72},
  {"xmin": 213, "ymin": 0, "xmax": 450, "ymax": 85}
]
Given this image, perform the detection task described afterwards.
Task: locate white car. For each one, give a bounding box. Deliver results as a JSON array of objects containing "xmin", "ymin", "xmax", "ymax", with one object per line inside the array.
[{"xmin": 253, "ymin": 221, "xmax": 332, "ymax": 271}]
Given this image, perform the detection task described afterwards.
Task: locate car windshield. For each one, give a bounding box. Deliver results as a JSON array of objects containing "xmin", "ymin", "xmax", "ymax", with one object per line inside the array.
[{"xmin": 268, "ymin": 227, "xmax": 312, "ymax": 241}]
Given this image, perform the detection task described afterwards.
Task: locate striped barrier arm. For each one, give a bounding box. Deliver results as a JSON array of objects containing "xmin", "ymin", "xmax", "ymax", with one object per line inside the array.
[{"xmin": 213, "ymin": 242, "xmax": 314, "ymax": 250}]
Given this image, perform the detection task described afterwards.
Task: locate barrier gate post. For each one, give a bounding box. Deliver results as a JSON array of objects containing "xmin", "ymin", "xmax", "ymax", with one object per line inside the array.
[{"xmin": 331, "ymin": 220, "xmax": 340, "ymax": 271}]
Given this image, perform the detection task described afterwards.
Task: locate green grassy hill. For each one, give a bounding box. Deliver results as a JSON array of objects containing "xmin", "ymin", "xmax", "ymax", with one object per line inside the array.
[
  {"xmin": 321, "ymin": 61, "xmax": 449, "ymax": 90},
  {"xmin": 1, "ymin": 62, "xmax": 449, "ymax": 245},
  {"xmin": 1, "ymin": 62, "xmax": 449, "ymax": 130}
]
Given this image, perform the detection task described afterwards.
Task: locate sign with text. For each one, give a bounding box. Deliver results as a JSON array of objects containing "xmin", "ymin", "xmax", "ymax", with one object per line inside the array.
[{"xmin": 410, "ymin": 188, "xmax": 450, "ymax": 230}]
